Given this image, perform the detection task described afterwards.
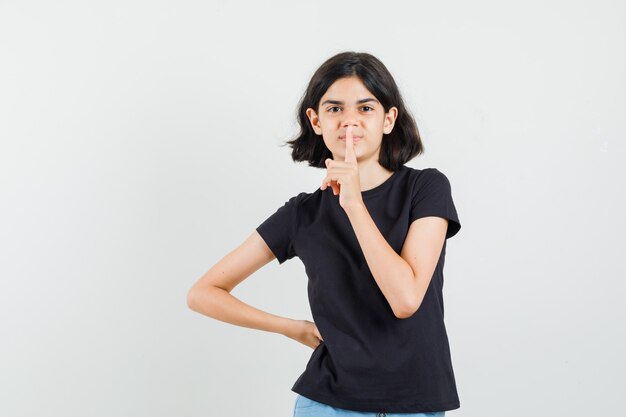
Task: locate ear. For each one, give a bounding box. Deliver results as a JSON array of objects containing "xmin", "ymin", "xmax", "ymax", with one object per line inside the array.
[
  {"xmin": 383, "ymin": 106, "xmax": 398, "ymax": 135},
  {"xmin": 306, "ymin": 108, "xmax": 322, "ymax": 135}
]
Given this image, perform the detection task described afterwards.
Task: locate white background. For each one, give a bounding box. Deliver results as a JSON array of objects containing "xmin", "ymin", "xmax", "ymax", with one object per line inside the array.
[{"xmin": 1, "ymin": 1, "xmax": 625, "ymax": 416}]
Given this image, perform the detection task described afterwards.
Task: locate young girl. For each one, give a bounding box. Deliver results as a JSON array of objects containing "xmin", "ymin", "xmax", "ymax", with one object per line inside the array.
[{"xmin": 187, "ymin": 51, "xmax": 462, "ymax": 417}]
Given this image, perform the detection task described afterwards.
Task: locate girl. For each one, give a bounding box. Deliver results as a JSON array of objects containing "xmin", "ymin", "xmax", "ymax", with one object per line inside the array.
[{"xmin": 187, "ymin": 51, "xmax": 462, "ymax": 417}]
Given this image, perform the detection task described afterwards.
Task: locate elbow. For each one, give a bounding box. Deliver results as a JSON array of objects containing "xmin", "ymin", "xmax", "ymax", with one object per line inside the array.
[
  {"xmin": 394, "ymin": 305, "xmax": 416, "ymax": 319},
  {"xmin": 394, "ymin": 271, "xmax": 426, "ymax": 319},
  {"xmin": 187, "ymin": 284, "xmax": 225, "ymax": 314},
  {"xmin": 394, "ymin": 296, "xmax": 423, "ymax": 319},
  {"xmin": 188, "ymin": 285, "xmax": 221, "ymax": 312},
  {"xmin": 187, "ymin": 286, "xmax": 200, "ymax": 311}
]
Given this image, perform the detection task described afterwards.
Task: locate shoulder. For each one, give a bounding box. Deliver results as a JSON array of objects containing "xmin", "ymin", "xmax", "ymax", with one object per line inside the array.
[
  {"xmin": 292, "ymin": 186, "xmax": 325, "ymax": 208},
  {"xmin": 405, "ymin": 166, "xmax": 452, "ymax": 186},
  {"xmin": 292, "ymin": 189, "xmax": 317, "ymax": 207},
  {"xmin": 280, "ymin": 190, "xmax": 313, "ymax": 207},
  {"xmin": 405, "ymin": 167, "xmax": 456, "ymax": 205},
  {"xmin": 274, "ymin": 190, "xmax": 319, "ymax": 221}
]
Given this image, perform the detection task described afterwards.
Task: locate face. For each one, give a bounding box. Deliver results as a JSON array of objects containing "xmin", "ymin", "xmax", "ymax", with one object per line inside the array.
[{"xmin": 306, "ymin": 76, "xmax": 397, "ymax": 163}]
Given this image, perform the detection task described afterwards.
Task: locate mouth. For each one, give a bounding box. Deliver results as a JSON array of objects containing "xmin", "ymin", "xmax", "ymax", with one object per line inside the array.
[{"xmin": 340, "ymin": 136, "xmax": 362, "ymax": 143}]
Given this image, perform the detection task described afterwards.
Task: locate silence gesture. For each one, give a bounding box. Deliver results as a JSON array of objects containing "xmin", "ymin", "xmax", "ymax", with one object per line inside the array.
[{"xmin": 320, "ymin": 125, "xmax": 363, "ymax": 210}]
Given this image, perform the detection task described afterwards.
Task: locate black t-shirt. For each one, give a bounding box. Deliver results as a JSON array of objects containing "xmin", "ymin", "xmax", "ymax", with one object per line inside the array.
[{"xmin": 255, "ymin": 164, "xmax": 462, "ymax": 413}]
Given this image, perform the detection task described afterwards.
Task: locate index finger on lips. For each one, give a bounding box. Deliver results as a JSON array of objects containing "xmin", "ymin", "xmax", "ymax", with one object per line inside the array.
[{"xmin": 344, "ymin": 125, "xmax": 356, "ymax": 163}]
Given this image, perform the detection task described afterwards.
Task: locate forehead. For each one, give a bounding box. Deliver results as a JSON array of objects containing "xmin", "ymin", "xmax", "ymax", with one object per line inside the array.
[{"xmin": 321, "ymin": 76, "xmax": 374, "ymax": 99}]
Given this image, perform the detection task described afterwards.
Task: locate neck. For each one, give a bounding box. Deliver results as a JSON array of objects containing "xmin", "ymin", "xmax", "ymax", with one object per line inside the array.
[{"xmin": 356, "ymin": 162, "xmax": 394, "ymax": 192}]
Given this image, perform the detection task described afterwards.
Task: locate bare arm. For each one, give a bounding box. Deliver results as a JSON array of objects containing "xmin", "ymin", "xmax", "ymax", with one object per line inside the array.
[
  {"xmin": 187, "ymin": 230, "xmax": 322, "ymax": 348},
  {"xmin": 320, "ymin": 125, "xmax": 447, "ymax": 320},
  {"xmin": 345, "ymin": 203, "xmax": 448, "ymax": 319}
]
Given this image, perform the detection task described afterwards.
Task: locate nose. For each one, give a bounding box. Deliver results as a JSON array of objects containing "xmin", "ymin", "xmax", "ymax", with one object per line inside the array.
[{"xmin": 342, "ymin": 119, "xmax": 359, "ymax": 129}]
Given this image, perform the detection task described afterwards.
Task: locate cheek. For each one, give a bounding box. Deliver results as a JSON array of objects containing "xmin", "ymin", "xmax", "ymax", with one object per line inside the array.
[{"xmin": 320, "ymin": 134, "xmax": 337, "ymax": 149}]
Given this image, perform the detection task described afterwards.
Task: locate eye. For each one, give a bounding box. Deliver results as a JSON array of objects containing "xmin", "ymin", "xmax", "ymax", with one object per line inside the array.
[{"xmin": 327, "ymin": 106, "xmax": 374, "ymax": 113}]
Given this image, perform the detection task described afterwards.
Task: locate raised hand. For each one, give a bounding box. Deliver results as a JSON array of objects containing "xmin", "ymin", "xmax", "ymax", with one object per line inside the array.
[{"xmin": 320, "ymin": 125, "xmax": 363, "ymax": 210}]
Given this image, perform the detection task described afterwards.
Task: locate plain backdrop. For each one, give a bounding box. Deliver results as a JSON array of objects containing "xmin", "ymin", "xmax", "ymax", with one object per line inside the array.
[{"xmin": 1, "ymin": 1, "xmax": 625, "ymax": 416}]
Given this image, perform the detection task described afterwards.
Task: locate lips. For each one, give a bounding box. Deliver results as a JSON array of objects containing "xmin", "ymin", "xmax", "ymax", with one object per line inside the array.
[{"xmin": 340, "ymin": 136, "xmax": 362, "ymax": 142}]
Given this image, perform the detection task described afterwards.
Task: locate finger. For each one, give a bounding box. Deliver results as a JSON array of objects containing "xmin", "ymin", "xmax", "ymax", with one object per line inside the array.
[
  {"xmin": 320, "ymin": 177, "xmax": 334, "ymax": 191},
  {"xmin": 321, "ymin": 168, "xmax": 344, "ymax": 195},
  {"xmin": 321, "ymin": 176, "xmax": 338, "ymax": 194},
  {"xmin": 344, "ymin": 125, "xmax": 356, "ymax": 163},
  {"xmin": 321, "ymin": 160, "xmax": 331, "ymax": 190},
  {"xmin": 323, "ymin": 179, "xmax": 339, "ymax": 194}
]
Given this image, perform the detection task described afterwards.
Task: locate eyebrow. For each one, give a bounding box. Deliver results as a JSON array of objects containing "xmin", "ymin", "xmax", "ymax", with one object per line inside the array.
[{"xmin": 320, "ymin": 97, "xmax": 380, "ymax": 106}]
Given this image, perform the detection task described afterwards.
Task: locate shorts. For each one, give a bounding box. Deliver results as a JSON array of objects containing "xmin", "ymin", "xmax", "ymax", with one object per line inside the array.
[{"xmin": 293, "ymin": 394, "xmax": 446, "ymax": 417}]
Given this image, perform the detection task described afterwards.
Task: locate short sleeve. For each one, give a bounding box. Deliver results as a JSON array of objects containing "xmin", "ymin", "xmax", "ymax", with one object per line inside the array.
[
  {"xmin": 255, "ymin": 194, "xmax": 300, "ymax": 264},
  {"xmin": 410, "ymin": 168, "xmax": 462, "ymax": 239}
]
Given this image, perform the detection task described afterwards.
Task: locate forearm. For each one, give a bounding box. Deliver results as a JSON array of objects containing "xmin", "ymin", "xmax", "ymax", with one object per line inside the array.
[
  {"xmin": 345, "ymin": 203, "xmax": 416, "ymax": 317},
  {"xmin": 188, "ymin": 286, "xmax": 297, "ymax": 337}
]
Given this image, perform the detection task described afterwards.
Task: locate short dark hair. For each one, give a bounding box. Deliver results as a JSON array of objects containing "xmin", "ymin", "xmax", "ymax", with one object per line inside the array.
[{"xmin": 284, "ymin": 51, "xmax": 424, "ymax": 171}]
